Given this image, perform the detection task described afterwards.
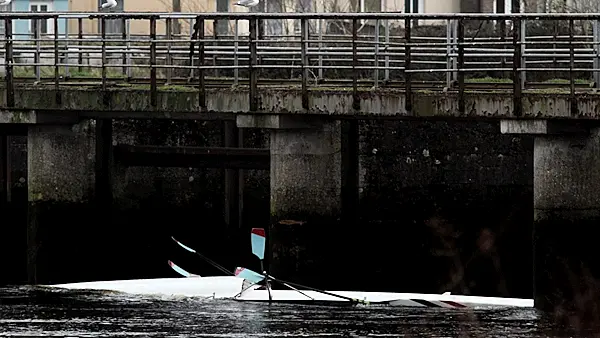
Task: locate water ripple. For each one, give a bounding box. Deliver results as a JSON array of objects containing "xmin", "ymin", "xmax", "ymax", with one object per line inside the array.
[{"xmin": 0, "ymin": 286, "xmax": 596, "ymax": 337}]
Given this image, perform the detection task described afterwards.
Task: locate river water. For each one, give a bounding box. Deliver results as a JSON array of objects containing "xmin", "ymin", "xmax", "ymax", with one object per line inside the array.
[{"xmin": 0, "ymin": 286, "xmax": 597, "ymax": 337}]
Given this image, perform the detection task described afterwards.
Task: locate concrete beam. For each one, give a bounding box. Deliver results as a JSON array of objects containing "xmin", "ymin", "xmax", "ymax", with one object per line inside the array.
[
  {"xmin": 500, "ymin": 120, "xmax": 592, "ymax": 135},
  {"xmin": 6, "ymin": 85, "xmax": 600, "ymax": 120},
  {"xmin": 236, "ymin": 114, "xmax": 326, "ymax": 129},
  {"xmin": 114, "ymin": 145, "xmax": 269, "ymax": 170}
]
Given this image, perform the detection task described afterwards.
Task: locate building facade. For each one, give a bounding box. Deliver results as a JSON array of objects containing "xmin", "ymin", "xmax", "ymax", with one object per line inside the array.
[{"xmin": 0, "ymin": 0, "xmax": 69, "ymax": 39}]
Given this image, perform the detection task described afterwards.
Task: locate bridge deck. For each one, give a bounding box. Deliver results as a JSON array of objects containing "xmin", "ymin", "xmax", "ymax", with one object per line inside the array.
[{"xmin": 1, "ymin": 12, "xmax": 600, "ymax": 122}]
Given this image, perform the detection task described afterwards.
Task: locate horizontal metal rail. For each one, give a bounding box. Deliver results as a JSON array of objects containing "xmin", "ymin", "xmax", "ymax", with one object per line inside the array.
[{"xmin": 1, "ymin": 12, "xmax": 600, "ymax": 116}]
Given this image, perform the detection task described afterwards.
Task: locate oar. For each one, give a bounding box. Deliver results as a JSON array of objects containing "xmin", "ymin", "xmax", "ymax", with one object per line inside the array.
[
  {"xmin": 172, "ymin": 236, "xmax": 265, "ymax": 284},
  {"xmin": 171, "ymin": 236, "xmax": 233, "ymax": 276},
  {"xmin": 234, "ymin": 267, "xmax": 266, "ymax": 284},
  {"xmin": 250, "ymin": 228, "xmax": 272, "ymax": 302},
  {"xmin": 267, "ymin": 274, "xmax": 369, "ymax": 305},
  {"xmin": 247, "ymin": 228, "xmax": 365, "ymax": 304},
  {"xmin": 167, "ymin": 260, "xmax": 201, "ymax": 278},
  {"xmin": 235, "ymin": 266, "xmax": 313, "ymax": 301}
]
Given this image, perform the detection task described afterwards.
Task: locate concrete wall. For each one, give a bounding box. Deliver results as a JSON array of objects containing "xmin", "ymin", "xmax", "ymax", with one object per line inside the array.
[{"xmin": 355, "ymin": 120, "xmax": 533, "ymax": 297}]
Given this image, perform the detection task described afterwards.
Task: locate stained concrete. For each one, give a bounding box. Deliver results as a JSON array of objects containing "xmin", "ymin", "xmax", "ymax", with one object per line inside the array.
[
  {"xmin": 27, "ymin": 122, "xmax": 96, "ymax": 284},
  {"xmin": 1, "ymin": 85, "xmax": 600, "ymax": 120},
  {"xmin": 356, "ymin": 120, "xmax": 533, "ymax": 296},
  {"xmin": 269, "ymin": 120, "xmax": 341, "ymax": 218},
  {"xmin": 532, "ymin": 129, "xmax": 600, "ymax": 314},
  {"xmin": 28, "ymin": 123, "xmax": 96, "ymax": 203},
  {"xmin": 237, "ymin": 115, "xmax": 342, "ymax": 287},
  {"xmin": 269, "ymin": 121, "xmax": 342, "ymax": 287}
]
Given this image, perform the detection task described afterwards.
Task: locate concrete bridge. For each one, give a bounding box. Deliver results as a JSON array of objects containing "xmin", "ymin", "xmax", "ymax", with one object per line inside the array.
[{"xmin": 2, "ymin": 11, "xmax": 600, "ymax": 314}]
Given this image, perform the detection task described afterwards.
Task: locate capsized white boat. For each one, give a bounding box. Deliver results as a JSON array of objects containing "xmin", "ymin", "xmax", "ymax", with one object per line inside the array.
[
  {"xmin": 43, "ymin": 228, "xmax": 534, "ymax": 309},
  {"xmin": 45, "ymin": 275, "xmax": 533, "ymax": 308}
]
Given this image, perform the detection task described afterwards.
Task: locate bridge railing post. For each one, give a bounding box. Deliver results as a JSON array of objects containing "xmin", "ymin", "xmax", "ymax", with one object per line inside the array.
[
  {"xmin": 125, "ymin": 19, "xmax": 132, "ymax": 78},
  {"xmin": 53, "ymin": 16, "xmax": 60, "ymax": 105},
  {"xmin": 213, "ymin": 20, "xmax": 219, "ymax": 78},
  {"xmin": 33, "ymin": 19, "xmax": 40, "ymax": 81},
  {"xmin": 150, "ymin": 16, "xmax": 157, "ymax": 107},
  {"xmin": 352, "ymin": 18, "xmax": 359, "ymax": 111},
  {"xmin": 249, "ymin": 17, "xmax": 258, "ymax": 112},
  {"xmin": 317, "ymin": 18, "xmax": 323, "ymax": 80},
  {"xmin": 569, "ymin": 18, "xmax": 577, "ymax": 116},
  {"xmin": 77, "ymin": 18, "xmax": 83, "ymax": 74},
  {"xmin": 446, "ymin": 18, "xmax": 458, "ymax": 89},
  {"xmin": 121, "ymin": 18, "xmax": 127, "ymax": 77},
  {"xmin": 63, "ymin": 17, "xmax": 70, "ymax": 78},
  {"xmin": 233, "ymin": 19, "xmax": 239, "ymax": 85},
  {"xmin": 101, "ymin": 17, "xmax": 107, "ymax": 93},
  {"xmin": 446, "ymin": 19, "xmax": 452, "ymax": 88},
  {"xmin": 404, "ymin": 17, "xmax": 411, "ymax": 113},
  {"xmin": 374, "ymin": 19, "xmax": 380, "ymax": 87},
  {"xmin": 457, "ymin": 18, "xmax": 464, "ymax": 114},
  {"xmin": 300, "ymin": 17, "xmax": 309, "ymax": 111},
  {"xmin": 593, "ymin": 19, "xmax": 600, "ymax": 88},
  {"xmin": 384, "ymin": 17, "xmax": 390, "ymax": 82},
  {"xmin": 520, "ymin": 18, "xmax": 526, "ymax": 90},
  {"xmin": 196, "ymin": 17, "xmax": 206, "ymax": 110},
  {"xmin": 512, "ymin": 16, "xmax": 522, "ymax": 117},
  {"xmin": 4, "ymin": 17, "xmax": 13, "ymax": 108}
]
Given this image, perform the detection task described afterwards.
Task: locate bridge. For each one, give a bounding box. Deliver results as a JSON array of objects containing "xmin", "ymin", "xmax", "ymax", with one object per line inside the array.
[{"xmin": 2, "ymin": 12, "xmax": 600, "ymax": 314}]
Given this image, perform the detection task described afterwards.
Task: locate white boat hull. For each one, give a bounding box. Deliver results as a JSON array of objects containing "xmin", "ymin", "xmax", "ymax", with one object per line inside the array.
[
  {"xmin": 47, "ymin": 276, "xmax": 255, "ymax": 299},
  {"xmin": 44, "ymin": 276, "xmax": 533, "ymax": 308}
]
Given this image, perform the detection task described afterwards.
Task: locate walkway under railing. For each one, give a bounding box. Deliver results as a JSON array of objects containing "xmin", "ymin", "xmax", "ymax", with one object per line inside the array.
[{"xmin": 1, "ymin": 12, "xmax": 600, "ymax": 114}]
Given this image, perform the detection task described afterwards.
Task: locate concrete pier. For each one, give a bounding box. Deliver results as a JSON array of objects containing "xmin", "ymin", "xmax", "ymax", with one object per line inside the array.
[
  {"xmin": 501, "ymin": 120, "xmax": 600, "ymax": 314},
  {"xmin": 237, "ymin": 115, "xmax": 342, "ymax": 287},
  {"xmin": 27, "ymin": 122, "xmax": 96, "ymax": 284}
]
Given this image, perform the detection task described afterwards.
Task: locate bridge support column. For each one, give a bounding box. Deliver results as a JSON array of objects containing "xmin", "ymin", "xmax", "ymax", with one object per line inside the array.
[
  {"xmin": 237, "ymin": 115, "xmax": 342, "ymax": 288},
  {"xmin": 27, "ymin": 121, "xmax": 96, "ymax": 284},
  {"xmin": 501, "ymin": 120, "xmax": 600, "ymax": 314}
]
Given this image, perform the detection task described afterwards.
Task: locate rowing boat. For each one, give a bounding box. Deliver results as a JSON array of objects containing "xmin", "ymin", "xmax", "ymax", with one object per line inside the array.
[
  {"xmin": 44, "ymin": 228, "xmax": 534, "ymax": 309},
  {"xmin": 46, "ymin": 276, "xmax": 532, "ymax": 308}
]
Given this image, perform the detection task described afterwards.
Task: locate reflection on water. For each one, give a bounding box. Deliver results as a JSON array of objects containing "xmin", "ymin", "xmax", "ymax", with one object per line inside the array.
[{"xmin": 0, "ymin": 286, "xmax": 595, "ymax": 337}]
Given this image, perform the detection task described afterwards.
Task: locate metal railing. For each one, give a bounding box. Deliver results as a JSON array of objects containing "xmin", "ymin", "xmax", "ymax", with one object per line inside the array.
[{"xmin": 1, "ymin": 12, "xmax": 600, "ymax": 114}]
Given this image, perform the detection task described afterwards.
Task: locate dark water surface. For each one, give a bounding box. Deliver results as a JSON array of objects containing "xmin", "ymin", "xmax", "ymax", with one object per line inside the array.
[{"xmin": 0, "ymin": 286, "xmax": 596, "ymax": 337}]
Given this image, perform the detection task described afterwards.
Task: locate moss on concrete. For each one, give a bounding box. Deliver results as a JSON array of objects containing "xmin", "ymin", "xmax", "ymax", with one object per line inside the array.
[{"xmin": 1, "ymin": 82, "xmax": 599, "ymax": 119}]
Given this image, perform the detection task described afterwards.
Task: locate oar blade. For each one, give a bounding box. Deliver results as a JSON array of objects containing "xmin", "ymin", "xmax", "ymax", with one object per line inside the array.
[
  {"xmin": 168, "ymin": 260, "xmax": 201, "ymax": 278},
  {"xmin": 234, "ymin": 267, "xmax": 265, "ymax": 284},
  {"xmin": 250, "ymin": 228, "xmax": 266, "ymax": 260},
  {"xmin": 171, "ymin": 236, "xmax": 197, "ymax": 254}
]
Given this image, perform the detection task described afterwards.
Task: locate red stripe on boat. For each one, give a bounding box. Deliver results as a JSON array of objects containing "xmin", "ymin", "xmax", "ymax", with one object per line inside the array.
[
  {"xmin": 251, "ymin": 228, "xmax": 266, "ymax": 237},
  {"xmin": 440, "ymin": 300, "xmax": 467, "ymax": 308}
]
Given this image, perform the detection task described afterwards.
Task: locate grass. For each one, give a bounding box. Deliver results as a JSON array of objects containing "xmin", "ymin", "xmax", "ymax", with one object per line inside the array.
[
  {"xmin": 4, "ymin": 69, "xmax": 598, "ymax": 96},
  {"xmin": 465, "ymin": 76, "xmax": 592, "ymax": 85},
  {"xmin": 12, "ymin": 65, "xmax": 149, "ymax": 78},
  {"xmin": 466, "ymin": 77, "xmax": 513, "ymax": 83}
]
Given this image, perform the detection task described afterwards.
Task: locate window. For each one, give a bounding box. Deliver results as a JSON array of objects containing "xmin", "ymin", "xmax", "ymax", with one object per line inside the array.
[
  {"xmin": 98, "ymin": 0, "xmax": 125, "ymax": 36},
  {"xmin": 408, "ymin": 0, "xmax": 423, "ymax": 13},
  {"xmin": 0, "ymin": 1, "xmax": 11, "ymax": 37},
  {"xmin": 30, "ymin": 2, "xmax": 53, "ymax": 36}
]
